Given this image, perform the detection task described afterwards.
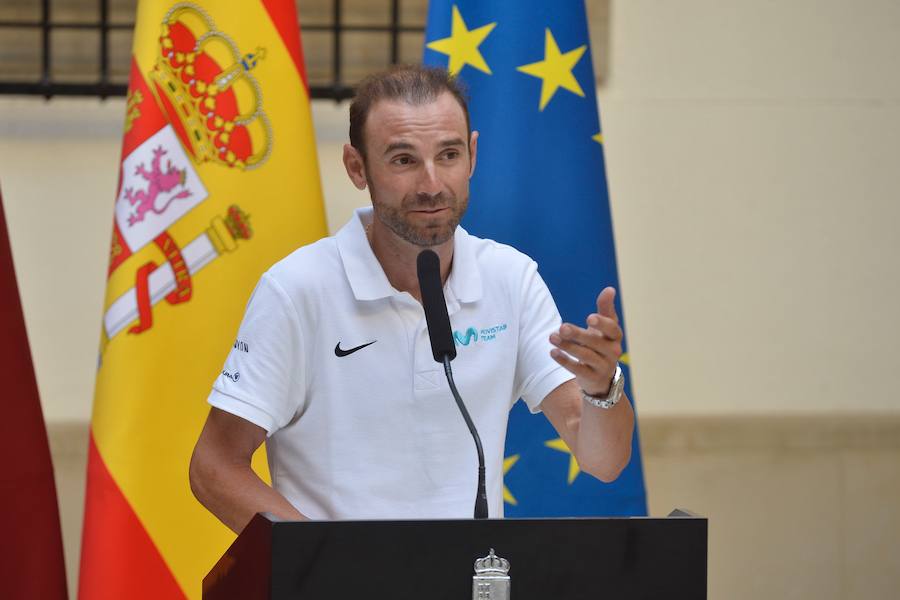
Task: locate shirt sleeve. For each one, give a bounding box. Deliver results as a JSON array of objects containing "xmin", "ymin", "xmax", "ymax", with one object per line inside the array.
[
  {"xmin": 208, "ymin": 272, "xmax": 307, "ymax": 435},
  {"xmin": 514, "ymin": 261, "xmax": 575, "ymax": 413}
]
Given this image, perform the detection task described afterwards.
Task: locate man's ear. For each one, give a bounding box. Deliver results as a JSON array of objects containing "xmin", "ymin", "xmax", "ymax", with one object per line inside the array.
[
  {"xmin": 342, "ymin": 144, "xmax": 368, "ymax": 190},
  {"xmin": 468, "ymin": 130, "xmax": 479, "ymax": 179}
]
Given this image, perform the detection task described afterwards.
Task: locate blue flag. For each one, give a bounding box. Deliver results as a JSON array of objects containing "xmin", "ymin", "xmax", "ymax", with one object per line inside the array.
[{"xmin": 425, "ymin": 1, "xmax": 647, "ymax": 516}]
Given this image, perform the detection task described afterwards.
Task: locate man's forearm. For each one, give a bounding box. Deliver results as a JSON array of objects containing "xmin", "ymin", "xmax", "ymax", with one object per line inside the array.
[
  {"xmin": 189, "ymin": 455, "xmax": 306, "ymax": 534},
  {"xmin": 574, "ymin": 392, "xmax": 634, "ymax": 482}
]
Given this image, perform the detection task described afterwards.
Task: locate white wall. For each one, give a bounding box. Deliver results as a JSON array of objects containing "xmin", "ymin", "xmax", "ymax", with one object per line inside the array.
[{"xmin": 2, "ymin": 0, "xmax": 900, "ymax": 422}]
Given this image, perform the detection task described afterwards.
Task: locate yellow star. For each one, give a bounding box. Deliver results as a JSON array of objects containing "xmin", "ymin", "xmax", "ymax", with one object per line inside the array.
[
  {"xmin": 426, "ymin": 5, "xmax": 497, "ymax": 76},
  {"xmin": 517, "ymin": 29, "xmax": 587, "ymax": 111},
  {"xmin": 502, "ymin": 454, "xmax": 520, "ymax": 505},
  {"xmin": 545, "ymin": 438, "xmax": 581, "ymax": 485},
  {"xmin": 620, "ymin": 352, "xmax": 630, "ymax": 365},
  {"xmin": 592, "ymin": 132, "xmax": 604, "ymax": 145}
]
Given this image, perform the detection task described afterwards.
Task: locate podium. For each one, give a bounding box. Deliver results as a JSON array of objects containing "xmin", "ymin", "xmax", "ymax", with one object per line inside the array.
[{"xmin": 203, "ymin": 509, "xmax": 707, "ymax": 599}]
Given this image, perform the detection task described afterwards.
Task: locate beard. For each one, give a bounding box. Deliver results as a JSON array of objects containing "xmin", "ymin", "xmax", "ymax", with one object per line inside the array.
[{"xmin": 370, "ymin": 188, "xmax": 469, "ymax": 247}]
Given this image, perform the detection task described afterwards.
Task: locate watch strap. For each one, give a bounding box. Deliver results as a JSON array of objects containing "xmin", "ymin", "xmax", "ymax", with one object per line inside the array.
[{"xmin": 581, "ymin": 364, "xmax": 624, "ymax": 409}]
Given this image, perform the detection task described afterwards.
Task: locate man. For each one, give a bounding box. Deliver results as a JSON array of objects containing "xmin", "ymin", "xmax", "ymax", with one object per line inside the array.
[{"xmin": 190, "ymin": 65, "xmax": 634, "ymax": 533}]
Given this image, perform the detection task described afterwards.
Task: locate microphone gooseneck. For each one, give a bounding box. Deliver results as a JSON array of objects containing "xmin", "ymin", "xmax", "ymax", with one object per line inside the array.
[
  {"xmin": 442, "ymin": 354, "xmax": 489, "ymax": 520},
  {"xmin": 416, "ymin": 249, "xmax": 488, "ymax": 519}
]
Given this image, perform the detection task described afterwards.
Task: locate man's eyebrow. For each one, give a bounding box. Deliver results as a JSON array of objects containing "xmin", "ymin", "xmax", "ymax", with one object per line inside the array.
[
  {"xmin": 439, "ymin": 138, "xmax": 466, "ymax": 148},
  {"xmin": 383, "ymin": 141, "xmax": 415, "ymax": 155},
  {"xmin": 382, "ymin": 138, "xmax": 467, "ymax": 156}
]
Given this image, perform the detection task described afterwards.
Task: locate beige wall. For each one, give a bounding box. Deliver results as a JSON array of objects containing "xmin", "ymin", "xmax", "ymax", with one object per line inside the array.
[
  {"xmin": 599, "ymin": 0, "xmax": 900, "ymax": 415},
  {"xmin": 2, "ymin": 0, "xmax": 900, "ymax": 596}
]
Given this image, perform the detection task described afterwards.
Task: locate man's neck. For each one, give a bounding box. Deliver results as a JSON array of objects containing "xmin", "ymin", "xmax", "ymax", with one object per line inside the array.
[{"xmin": 367, "ymin": 218, "xmax": 453, "ymax": 302}]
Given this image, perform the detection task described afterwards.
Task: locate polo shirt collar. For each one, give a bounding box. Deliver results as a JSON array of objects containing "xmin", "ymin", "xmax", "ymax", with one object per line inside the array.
[
  {"xmin": 447, "ymin": 221, "xmax": 483, "ymax": 303},
  {"xmin": 336, "ymin": 207, "xmax": 483, "ymax": 303}
]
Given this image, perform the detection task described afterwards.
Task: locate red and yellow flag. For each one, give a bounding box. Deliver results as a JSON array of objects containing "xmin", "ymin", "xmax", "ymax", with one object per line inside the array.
[{"xmin": 78, "ymin": 2, "xmax": 327, "ymax": 597}]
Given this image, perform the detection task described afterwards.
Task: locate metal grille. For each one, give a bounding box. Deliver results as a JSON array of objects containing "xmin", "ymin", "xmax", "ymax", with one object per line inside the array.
[{"xmin": 0, "ymin": 0, "xmax": 427, "ymax": 100}]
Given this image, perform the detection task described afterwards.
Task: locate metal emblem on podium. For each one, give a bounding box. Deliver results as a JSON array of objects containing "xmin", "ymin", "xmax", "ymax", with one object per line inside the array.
[{"xmin": 472, "ymin": 548, "xmax": 510, "ymax": 599}]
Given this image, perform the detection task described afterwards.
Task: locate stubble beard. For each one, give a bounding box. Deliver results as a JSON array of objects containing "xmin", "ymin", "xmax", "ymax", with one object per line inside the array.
[{"xmin": 370, "ymin": 189, "xmax": 469, "ymax": 247}]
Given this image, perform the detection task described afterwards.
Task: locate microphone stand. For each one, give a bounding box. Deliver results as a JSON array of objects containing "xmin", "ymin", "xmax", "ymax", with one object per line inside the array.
[{"xmin": 442, "ymin": 355, "xmax": 489, "ymax": 520}]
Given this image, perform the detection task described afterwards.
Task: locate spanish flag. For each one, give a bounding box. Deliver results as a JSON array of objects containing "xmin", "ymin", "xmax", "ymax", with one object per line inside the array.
[{"xmin": 78, "ymin": 2, "xmax": 326, "ymax": 597}]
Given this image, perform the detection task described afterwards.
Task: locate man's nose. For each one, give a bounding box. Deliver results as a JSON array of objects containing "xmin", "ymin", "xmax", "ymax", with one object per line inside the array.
[{"xmin": 417, "ymin": 162, "xmax": 443, "ymax": 196}]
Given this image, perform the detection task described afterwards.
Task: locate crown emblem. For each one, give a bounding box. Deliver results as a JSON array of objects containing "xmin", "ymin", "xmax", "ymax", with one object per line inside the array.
[
  {"xmin": 474, "ymin": 549, "xmax": 510, "ymax": 576},
  {"xmin": 205, "ymin": 204, "xmax": 253, "ymax": 256},
  {"xmin": 150, "ymin": 3, "xmax": 272, "ymax": 170}
]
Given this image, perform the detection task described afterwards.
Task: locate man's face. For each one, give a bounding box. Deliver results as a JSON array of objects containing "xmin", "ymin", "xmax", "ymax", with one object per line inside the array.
[{"xmin": 347, "ymin": 92, "xmax": 478, "ymax": 247}]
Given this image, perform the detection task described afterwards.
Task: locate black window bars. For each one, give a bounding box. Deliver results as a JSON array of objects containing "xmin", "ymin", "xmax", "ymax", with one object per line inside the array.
[{"xmin": 0, "ymin": 0, "xmax": 425, "ymax": 100}]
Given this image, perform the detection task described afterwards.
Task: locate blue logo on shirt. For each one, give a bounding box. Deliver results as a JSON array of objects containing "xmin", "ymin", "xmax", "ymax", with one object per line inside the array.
[
  {"xmin": 454, "ymin": 327, "xmax": 479, "ymax": 345},
  {"xmin": 453, "ymin": 323, "xmax": 507, "ymax": 346}
]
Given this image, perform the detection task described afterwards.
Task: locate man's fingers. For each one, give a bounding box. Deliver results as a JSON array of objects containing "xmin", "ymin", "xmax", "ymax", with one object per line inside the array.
[
  {"xmin": 595, "ymin": 287, "xmax": 618, "ymax": 322},
  {"xmin": 551, "ymin": 334, "xmax": 602, "ymax": 366},
  {"xmin": 551, "ymin": 329, "xmax": 621, "ymax": 366},
  {"xmin": 549, "ymin": 340, "xmax": 617, "ymax": 394},
  {"xmin": 550, "ymin": 348, "xmax": 596, "ymax": 379},
  {"xmin": 562, "ymin": 319, "xmax": 622, "ymax": 347},
  {"xmin": 584, "ymin": 314, "xmax": 623, "ymax": 341}
]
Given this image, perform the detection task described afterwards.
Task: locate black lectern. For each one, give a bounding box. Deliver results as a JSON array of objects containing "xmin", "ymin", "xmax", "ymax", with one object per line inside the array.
[{"xmin": 203, "ymin": 509, "xmax": 707, "ymax": 599}]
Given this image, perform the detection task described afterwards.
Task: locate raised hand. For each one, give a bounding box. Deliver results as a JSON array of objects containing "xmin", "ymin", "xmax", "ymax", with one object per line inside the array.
[{"xmin": 549, "ymin": 286, "xmax": 623, "ymax": 396}]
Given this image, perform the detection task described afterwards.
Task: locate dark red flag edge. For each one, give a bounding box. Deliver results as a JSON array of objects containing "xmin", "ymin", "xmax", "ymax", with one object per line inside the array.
[{"xmin": 0, "ymin": 186, "xmax": 69, "ymax": 598}]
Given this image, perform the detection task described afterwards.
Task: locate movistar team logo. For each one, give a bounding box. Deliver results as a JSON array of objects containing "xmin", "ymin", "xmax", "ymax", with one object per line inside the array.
[
  {"xmin": 454, "ymin": 327, "xmax": 479, "ymax": 346},
  {"xmin": 453, "ymin": 323, "xmax": 508, "ymax": 346}
]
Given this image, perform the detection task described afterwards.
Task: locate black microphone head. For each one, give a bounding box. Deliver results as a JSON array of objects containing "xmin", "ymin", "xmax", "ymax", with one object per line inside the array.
[{"xmin": 416, "ymin": 249, "xmax": 457, "ymax": 362}]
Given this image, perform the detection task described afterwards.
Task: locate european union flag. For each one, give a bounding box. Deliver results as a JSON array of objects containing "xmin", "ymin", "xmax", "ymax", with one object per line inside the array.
[{"xmin": 425, "ymin": 1, "xmax": 647, "ymax": 516}]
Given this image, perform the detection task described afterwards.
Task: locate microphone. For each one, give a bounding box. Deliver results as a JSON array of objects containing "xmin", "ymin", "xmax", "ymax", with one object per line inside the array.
[
  {"xmin": 416, "ymin": 249, "xmax": 488, "ymax": 519},
  {"xmin": 416, "ymin": 249, "xmax": 457, "ymax": 362}
]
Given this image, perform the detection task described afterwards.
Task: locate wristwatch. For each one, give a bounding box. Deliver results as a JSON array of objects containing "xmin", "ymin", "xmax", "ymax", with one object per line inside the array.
[{"xmin": 581, "ymin": 364, "xmax": 624, "ymax": 409}]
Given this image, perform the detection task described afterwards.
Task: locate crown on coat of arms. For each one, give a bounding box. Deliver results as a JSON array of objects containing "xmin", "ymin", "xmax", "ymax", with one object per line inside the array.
[
  {"xmin": 474, "ymin": 549, "xmax": 510, "ymax": 576},
  {"xmin": 208, "ymin": 205, "xmax": 253, "ymax": 255},
  {"xmin": 150, "ymin": 3, "xmax": 272, "ymax": 170}
]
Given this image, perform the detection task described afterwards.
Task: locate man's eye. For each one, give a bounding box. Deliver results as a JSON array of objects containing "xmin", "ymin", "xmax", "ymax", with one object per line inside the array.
[
  {"xmin": 392, "ymin": 156, "xmax": 413, "ymax": 165},
  {"xmin": 442, "ymin": 150, "xmax": 460, "ymax": 160}
]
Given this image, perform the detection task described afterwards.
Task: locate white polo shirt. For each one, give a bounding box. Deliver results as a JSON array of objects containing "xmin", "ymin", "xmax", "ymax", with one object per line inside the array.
[{"xmin": 209, "ymin": 207, "xmax": 573, "ymax": 520}]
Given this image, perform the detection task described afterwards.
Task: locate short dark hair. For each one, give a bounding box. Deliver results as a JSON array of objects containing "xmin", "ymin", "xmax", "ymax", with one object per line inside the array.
[{"xmin": 349, "ymin": 64, "xmax": 471, "ymax": 159}]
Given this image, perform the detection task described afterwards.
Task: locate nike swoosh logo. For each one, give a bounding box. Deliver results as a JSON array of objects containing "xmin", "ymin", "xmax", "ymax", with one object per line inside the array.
[{"xmin": 334, "ymin": 340, "xmax": 376, "ymax": 357}]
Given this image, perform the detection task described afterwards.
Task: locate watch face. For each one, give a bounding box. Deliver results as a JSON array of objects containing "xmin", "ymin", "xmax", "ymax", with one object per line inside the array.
[{"xmin": 606, "ymin": 370, "xmax": 624, "ymax": 407}]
